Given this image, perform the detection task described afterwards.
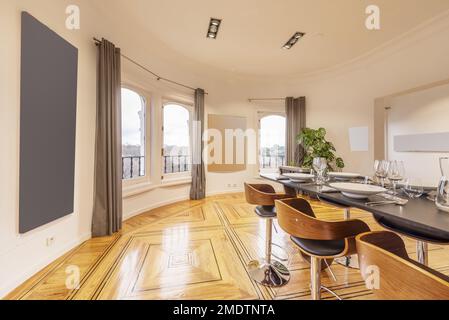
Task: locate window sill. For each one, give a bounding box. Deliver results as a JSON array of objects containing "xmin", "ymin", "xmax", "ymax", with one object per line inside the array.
[
  {"xmin": 161, "ymin": 176, "xmax": 192, "ymax": 187},
  {"xmin": 123, "ymin": 182, "xmax": 157, "ymax": 199}
]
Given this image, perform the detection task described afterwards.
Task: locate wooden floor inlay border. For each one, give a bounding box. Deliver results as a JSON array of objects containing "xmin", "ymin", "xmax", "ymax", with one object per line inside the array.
[{"xmin": 5, "ymin": 193, "xmax": 449, "ymax": 300}]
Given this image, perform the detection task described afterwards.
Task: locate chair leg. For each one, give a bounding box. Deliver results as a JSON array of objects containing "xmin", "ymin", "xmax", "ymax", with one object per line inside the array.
[
  {"xmin": 323, "ymin": 259, "xmax": 337, "ymax": 282},
  {"xmin": 265, "ymin": 219, "xmax": 273, "ymax": 264},
  {"xmin": 416, "ymin": 240, "xmax": 429, "ymax": 266},
  {"xmin": 271, "ymin": 243, "xmax": 289, "ymax": 262},
  {"xmin": 247, "ymin": 218, "xmax": 290, "ymax": 287},
  {"xmin": 310, "ymin": 256, "xmax": 342, "ymax": 300},
  {"xmin": 310, "ymin": 256, "xmax": 322, "ymax": 300},
  {"xmin": 334, "ymin": 207, "xmax": 359, "ymax": 269},
  {"xmin": 321, "ymin": 286, "xmax": 343, "ymax": 300},
  {"xmin": 272, "ymin": 223, "xmax": 290, "ymax": 262}
]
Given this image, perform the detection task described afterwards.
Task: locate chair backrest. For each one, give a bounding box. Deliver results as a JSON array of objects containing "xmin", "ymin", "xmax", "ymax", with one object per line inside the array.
[
  {"xmin": 244, "ymin": 183, "xmax": 281, "ymax": 206},
  {"xmin": 275, "ymin": 198, "xmax": 369, "ymax": 241},
  {"xmin": 356, "ymin": 231, "xmax": 449, "ymax": 300}
]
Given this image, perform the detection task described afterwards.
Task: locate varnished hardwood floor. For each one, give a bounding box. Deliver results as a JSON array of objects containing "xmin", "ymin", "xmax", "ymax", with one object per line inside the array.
[{"xmin": 6, "ymin": 193, "xmax": 449, "ymax": 300}]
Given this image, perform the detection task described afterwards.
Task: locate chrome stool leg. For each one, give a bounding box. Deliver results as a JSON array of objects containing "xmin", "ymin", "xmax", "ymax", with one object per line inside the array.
[
  {"xmin": 320, "ymin": 286, "xmax": 343, "ymax": 300},
  {"xmin": 323, "ymin": 259, "xmax": 337, "ymax": 282},
  {"xmin": 271, "ymin": 243, "xmax": 289, "ymax": 262},
  {"xmin": 334, "ymin": 208, "xmax": 359, "ymax": 269},
  {"xmin": 416, "ymin": 240, "xmax": 429, "ymax": 266},
  {"xmin": 310, "ymin": 257, "xmax": 342, "ymax": 300},
  {"xmin": 248, "ymin": 218, "xmax": 290, "ymax": 287},
  {"xmin": 271, "ymin": 223, "xmax": 289, "ymax": 262}
]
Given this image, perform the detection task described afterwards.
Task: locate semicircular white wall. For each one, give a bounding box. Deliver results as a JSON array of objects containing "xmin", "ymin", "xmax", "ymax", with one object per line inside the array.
[
  {"xmin": 2, "ymin": 0, "xmax": 449, "ymax": 297},
  {"xmin": 119, "ymin": 10, "xmax": 449, "ymax": 219}
]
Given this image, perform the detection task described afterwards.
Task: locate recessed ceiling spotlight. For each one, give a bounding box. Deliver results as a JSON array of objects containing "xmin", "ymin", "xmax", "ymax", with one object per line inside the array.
[
  {"xmin": 207, "ymin": 18, "xmax": 222, "ymax": 39},
  {"xmin": 282, "ymin": 32, "xmax": 305, "ymax": 49}
]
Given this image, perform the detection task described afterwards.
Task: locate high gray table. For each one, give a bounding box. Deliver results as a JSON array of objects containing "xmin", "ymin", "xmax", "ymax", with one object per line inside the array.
[{"xmin": 261, "ymin": 173, "xmax": 449, "ymax": 267}]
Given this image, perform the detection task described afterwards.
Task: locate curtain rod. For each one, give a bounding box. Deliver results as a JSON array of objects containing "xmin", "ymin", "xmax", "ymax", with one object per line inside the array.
[
  {"xmin": 93, "ymin": 38, "xmax": 208, "ymax": 95},
  {"xmin": 248, "ymin": 98, "xmax": 285, "ymax": 102}
]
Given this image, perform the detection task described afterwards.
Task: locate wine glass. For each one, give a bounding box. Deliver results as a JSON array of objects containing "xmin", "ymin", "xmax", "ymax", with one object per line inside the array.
[
  {"xmin": 403, "ymin": 178, "xmax": 424, "ymax": 199},
  {"xmin": 313, "ymin": 157, "xmax": 328, "ymax": 186},
  {"xmin": 387, "ymin": 160, "xmax": 405, "ymax": 195},
  {"xmin": 374, "ymin": 160, "xmax": 381, "ymax": 183},
  {"xmin": 374, "ymin": 160, "xmax": 390, "ymax": 188}
]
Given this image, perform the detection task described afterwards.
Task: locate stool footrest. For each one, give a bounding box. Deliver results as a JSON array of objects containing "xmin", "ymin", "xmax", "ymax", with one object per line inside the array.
[{"xmin": 247, "ymin": 260, "xmax": 290, "ymax": 287}]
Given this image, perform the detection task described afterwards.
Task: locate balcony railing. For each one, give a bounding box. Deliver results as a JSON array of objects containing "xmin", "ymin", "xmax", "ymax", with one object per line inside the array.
[
  {"xmin": 260, "ymin": 154, "xmax": 286, "ymax": 169},
  {"xmin": 122, "ymin": 156, "xmax": 145, "ymax": 180},
  {"xmin": 123, "ymin": 154, "xmax": 280, "ymax": 178},
  {"xmin": 163, "ymin": 155, "xmax": 190, "ymax": 174}
]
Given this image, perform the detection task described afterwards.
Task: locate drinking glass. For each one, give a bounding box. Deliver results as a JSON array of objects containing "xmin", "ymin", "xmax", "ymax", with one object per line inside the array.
[
  {"xmin": 313, "ymin": 157, "xmax": 328, "ymax": 186},
  {"xmin": 387, "ymin": 160, "xmax": 405, "ymax": 195},
  {"xmin": 403, "ymin": 178, "xmax": 424, "ymax": 199},
  {"xmin": 374, "ymin": 160, "xmax": 390, "ymax": 188}
]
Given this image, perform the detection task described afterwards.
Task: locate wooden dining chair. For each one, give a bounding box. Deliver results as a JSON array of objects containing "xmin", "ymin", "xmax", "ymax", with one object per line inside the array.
[
  {"xmin": 356, "ymin": 231, "xmax": 449, "ymax": 300},
  {"xmin": 244, "ymin": 183, "xmax": 292, "ymax": 287},
  {"xmin": 275, "ymin": 197, "xmax": 370, "ymax": 300}
]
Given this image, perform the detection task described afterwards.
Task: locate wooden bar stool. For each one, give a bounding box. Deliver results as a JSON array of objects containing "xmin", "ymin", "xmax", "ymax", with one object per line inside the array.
[
  {"xmin": 244, "ymin": 183, "xmax": 291, "ymax": 287},
  {"xmin": 275, "ymin": 198, "xmax": 370, "ymax": 300},
  {"xmin": 356, "ymin": 231, "xmax": 449, "ymax": 299}
]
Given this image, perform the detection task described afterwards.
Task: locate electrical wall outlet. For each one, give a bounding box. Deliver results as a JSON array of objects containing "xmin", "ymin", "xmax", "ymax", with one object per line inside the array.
[{"xmin": 46, "ymin": 237, "xmax": 55, "ymax": 247}]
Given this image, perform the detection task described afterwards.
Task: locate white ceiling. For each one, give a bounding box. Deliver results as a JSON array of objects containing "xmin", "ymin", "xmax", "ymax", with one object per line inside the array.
[{"xmin": 94, "ymin": 0, "xmax": 449, "ymax": 77}]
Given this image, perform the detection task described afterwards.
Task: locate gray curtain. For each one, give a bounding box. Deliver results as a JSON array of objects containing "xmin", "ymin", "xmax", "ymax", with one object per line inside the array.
[
  {"xmin": 190, "ymin": 89, "xmax": 206, "ymax": 200},
  {"xmin": 92, "ymin": 39, "xmax": 123, "ymax": 237},
  {"xmin": 286, "ymin": 96, "xmax": 306, "ymax": 166}
]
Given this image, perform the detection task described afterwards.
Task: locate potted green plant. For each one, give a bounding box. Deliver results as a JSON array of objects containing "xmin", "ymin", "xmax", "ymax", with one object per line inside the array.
[{"xmin": 297, "ymin": 128, "xmax": 345, "ymax": 171}]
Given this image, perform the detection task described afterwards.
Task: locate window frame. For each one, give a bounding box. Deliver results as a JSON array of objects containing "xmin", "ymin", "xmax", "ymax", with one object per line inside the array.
[
  {"xmin": 120, "ymin": 84, "xmax": 152, "ymax": 189},
  {"xmin": 257, "ymin": 111, "xmax": 287, "ymax": 174},
  {"xmin": 161, "ymin": 100, "xmax": 194, "ymax": 182}
]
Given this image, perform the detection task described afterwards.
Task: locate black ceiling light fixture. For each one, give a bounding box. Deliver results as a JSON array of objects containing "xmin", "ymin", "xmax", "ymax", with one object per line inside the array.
[
  {"xmin": 207, "ymin": 18, "xmax": 222, "ymax": 39},
  {"xmin": 282, "ymin": 32, "xmax": 305, "ymax": 49}
]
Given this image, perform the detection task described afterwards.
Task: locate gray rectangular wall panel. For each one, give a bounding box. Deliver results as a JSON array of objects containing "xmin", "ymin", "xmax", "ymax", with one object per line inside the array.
[
  {"xmin": 394, "ymin": 132, "xmax": 449, "ymax": 153},
  {"xmin": 19, "ymin": 12, "xmax": 78, "ymax": 233}
]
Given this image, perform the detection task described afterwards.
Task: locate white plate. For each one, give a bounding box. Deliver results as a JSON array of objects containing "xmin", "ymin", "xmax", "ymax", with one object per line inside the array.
[
  {"xmin": 329, "ymin": 183, "xmax": 387, "ymax": 199},
  {"xmin": 282, "ymin": 173, "xmax": 315, "ymax": 183},
  {"xmin": 328, "ymin": 172, "xmax": 361, "ymax": 180}
]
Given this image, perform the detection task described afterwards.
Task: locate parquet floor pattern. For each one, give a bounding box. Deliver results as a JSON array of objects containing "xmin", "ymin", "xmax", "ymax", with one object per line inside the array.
[{"xmin": 6, "ymin": 193, "xmax": 449, "ymax": 300}]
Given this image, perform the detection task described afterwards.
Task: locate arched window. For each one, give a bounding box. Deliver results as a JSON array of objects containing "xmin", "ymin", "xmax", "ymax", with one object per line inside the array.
[
  {"xmin": 121, "ymin": 88, "xmax": 146, "ymax": 180},
  {"xmin": 259, "ymin": 114, "xmax": 286, "ymax": 171},
  {"xmin": 162, "ymin": 103, "xmax": 191, "ymax": 176}
]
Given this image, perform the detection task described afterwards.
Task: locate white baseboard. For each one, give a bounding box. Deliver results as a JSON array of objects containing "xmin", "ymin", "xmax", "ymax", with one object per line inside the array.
[
  {"xmin": 207, "ymin": 188, "xmax": 244, "ymax": 196},
  {"xmin": 123, "ymin": 195, "xmax": 191, "ymax": 221},
  {"xmin": 0, "ymin": 232, "xmax": 91, "ymax": 299},
  {"xmin": 3, "ymin": 190, "xmax": 245, "ymax": 298},
  {"xmin": 123, "ymin": 188, "xmax": 244, "ymax": 221}
]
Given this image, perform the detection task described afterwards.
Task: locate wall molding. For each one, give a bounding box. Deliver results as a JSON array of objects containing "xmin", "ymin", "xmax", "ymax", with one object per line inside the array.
[
  {"xmin": 123, "ymin": 195, "xmax": 191, "ymax": 221},
  {"xmin": 277, "ymin": 9, "xmax": 449, "ymax": 84},
  {"xmin": 123, "ymin": 188, "xmax": 244, "ymax": 221}
]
